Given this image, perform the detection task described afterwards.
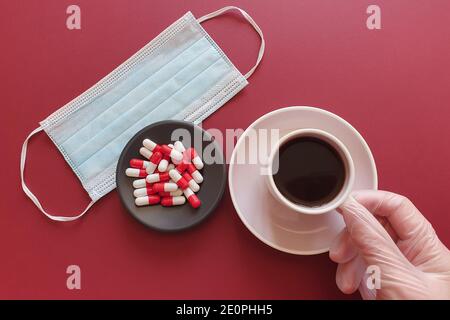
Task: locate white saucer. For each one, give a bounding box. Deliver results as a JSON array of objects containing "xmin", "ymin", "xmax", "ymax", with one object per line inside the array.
[{"xmin": 229, "ymin": 107, "xmax": 378, "ymax": 255}]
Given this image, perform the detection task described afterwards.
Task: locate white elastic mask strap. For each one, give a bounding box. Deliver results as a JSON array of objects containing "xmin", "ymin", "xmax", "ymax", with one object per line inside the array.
[
  {"xmin": 20, "ymin": 126, "xmax": 95, "ymax": 222},
  {"xmin": 198, "ymin": 6, "xmax": 265, "ymax": 79}
]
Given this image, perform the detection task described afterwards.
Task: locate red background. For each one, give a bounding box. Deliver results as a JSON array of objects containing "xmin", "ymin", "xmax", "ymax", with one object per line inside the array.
[{"xmin": 1, "ymin": 0, "xmax": 449, "ymax": 299}]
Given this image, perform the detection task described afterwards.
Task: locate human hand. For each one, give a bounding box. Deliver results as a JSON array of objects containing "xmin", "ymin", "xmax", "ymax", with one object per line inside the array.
[{"xmin": 329, "ymin": 190, "xmax": 450, "ymax": 299}]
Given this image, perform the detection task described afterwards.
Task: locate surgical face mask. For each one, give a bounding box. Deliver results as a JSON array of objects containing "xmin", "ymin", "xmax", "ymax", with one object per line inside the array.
[{"xmin": 20, "ymin": 6, "xmax": 264, "ymax": 221}]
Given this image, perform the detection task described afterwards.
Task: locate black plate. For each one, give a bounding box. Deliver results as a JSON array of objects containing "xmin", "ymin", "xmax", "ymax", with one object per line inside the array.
[{"xmin": 116, "ymin": 120, "xmax": 226, "ymax": 231}]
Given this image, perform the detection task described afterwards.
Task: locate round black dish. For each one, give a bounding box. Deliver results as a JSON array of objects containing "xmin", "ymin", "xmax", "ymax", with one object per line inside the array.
[{"xmin": 116, "ymin": 120, "xmax": 226, "ymax": 231}]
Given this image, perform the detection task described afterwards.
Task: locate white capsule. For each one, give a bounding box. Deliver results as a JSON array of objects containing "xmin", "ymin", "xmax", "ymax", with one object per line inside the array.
[
  {"xmin": 191, "ymin": 170, "xmax": 203, "ymax": 183},
  {"xmin": 166, "ymin": 163, "xmax": 175, "ymax": 172},
  {"xmin": 192, "ymin": 156, "xmax": 204, "ymax": 170},
  {"xmin": 139, "ymin": 147, "xmax": 153, "ymax": 160},
  {"xmin": 146, "ymin": 174, "xmax": 159, "ymax": 183},
  {"xmin": 133, "ymin": 178, "xmax": 151, "ymax": 189},
  {"xmin": 146, "ymin": 163, "xmax": 157, "ymax": 175},
  {"xmin": 189, "ymin": 180, "xmax": 199, "ymax": 192},
  {"xmin": 171, "ymin": 196, "xmax": 186, "ymax": 206},
  {"xmin": 158, "ymin": 157, "xmax": 169, "ymax": 172},
  {"xmin": 133, "ymin": 179, "xmax": 145, "ymax": 189},
  {"xmin": 134, "ymin": 188, "xmax": 146, "ymax": 198},
  {"xmin": 174, "ymin": 141, "xmax": 186, "ymax": 153}
]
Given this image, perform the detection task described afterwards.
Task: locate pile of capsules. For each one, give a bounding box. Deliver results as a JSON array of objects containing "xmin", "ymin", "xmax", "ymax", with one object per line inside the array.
[{"xmin": 125, "ymin": 139, "xmax": 204, "ymax": 208}]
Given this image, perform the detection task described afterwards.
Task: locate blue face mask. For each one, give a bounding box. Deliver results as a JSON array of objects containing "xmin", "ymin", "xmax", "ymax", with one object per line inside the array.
[{"xmin": 20, "ymin": 6, "xmax": 264, "ymax": 221}]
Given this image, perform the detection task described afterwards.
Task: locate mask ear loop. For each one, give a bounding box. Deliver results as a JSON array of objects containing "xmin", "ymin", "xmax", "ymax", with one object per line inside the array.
[
  {"xmin": 197, "ymin": 6, "xmax": 265, "ymax": 79},
  {"xmin": 20, "ymin": 126, "xmax": 95, "ymax": 222}
]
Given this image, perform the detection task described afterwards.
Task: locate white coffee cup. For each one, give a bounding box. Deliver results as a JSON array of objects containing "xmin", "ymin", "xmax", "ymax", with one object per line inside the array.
[{"xmin": 266, "ymin": 128, "xmax": 355, "ymax": 215}]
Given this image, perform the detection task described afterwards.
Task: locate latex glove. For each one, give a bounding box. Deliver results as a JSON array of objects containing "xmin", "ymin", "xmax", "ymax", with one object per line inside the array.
[{"xmin": 329, "ymin": 190, "xmax": 450, "ymax": 299}]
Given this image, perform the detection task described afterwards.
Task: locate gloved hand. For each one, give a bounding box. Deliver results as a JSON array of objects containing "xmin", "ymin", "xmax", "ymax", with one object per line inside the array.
[{"xmin": 329, "ymin": 190, "xmax": 450, "ymax": 299}]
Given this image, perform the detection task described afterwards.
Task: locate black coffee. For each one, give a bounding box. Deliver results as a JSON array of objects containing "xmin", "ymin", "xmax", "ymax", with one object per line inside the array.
[{"xmin": 273, "ymin": 137, "xmax": 346, "ymax": 207}]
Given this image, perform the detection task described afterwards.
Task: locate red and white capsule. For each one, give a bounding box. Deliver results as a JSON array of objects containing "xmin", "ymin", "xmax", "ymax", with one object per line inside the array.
[
  {"xmin": 133, "ymin": 186, "xmax": 157, "ymax": 198},
  {"xmin": 169, "ymin": 169, "xmax": 189, "ymax": 190},
  {"xmin": 130, "ymin": 158, "xmax": 150, "ymax": 169},
  {"xmin": 153, "ymin": 182, "xmax": 178, "ymax": 192},
  {"xmin": 161, "ymin": 144, "xmax": 183, "ymax": 162},
  {"xmin": 135, "ymin": 195, "xmax": 160, "ymax": 206},
  {"xmin": 158, "ymin": 189, "xmax": 183, "ymax": 197},
  {"xmin": 139, "ymin": 147, "xmax": 153, "ymax": 160},
  {"xmin": 166, "ymin": 163, "xmax": 175, "ymax": 172},
  {"xmin": 182, "ymin": 172, "xmax": 200, "ymax": 192},
  {"xmin": 158, "ymin": 154, "xmax": 170, "ymax": 172},
  {"xmin": 187, "ymin": 163, "xmax": 203, "ymax": 184},
  {"xmin": 186, "ymin": 148, "xmax": 204, "ymax": 170},
  {"xmin": 146, "ymin": 151, "xmax": 163, "ymax": 174},
  {"xmin": 161, "ymin": 196, "xmax": 186, "ymax": 207},
  {"xmin": 146, "ymin": 172, "xmax": 170, "ymax": 183},
  {"xmin": 183, "ymin": 187, "xmax": 201, "ymax": 208},
  {"xmin": 133, "ymin": 178, "xmax": 152, "ymax": 189},
  {"xmin": 142, "ymin": 139, "xmax": 162, "ymax": 152},
  {"xmin": 125, "ymin": 168, "xmax": 147, "ymax": 178}
]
